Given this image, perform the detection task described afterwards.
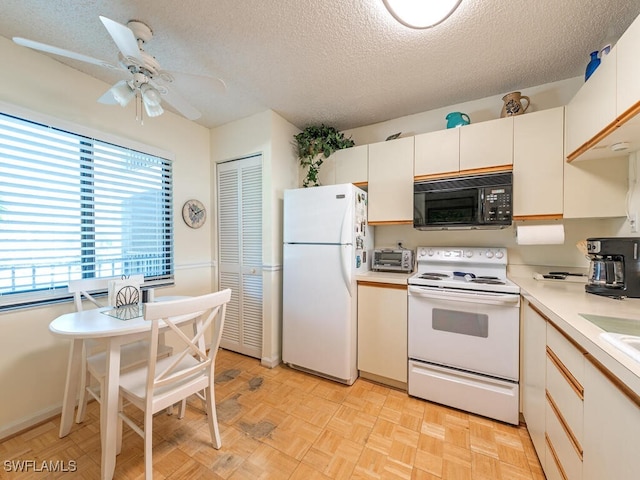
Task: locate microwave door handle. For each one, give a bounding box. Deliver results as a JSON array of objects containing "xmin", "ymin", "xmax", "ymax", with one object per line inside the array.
[{"xmin": 478, "ymin": 189, "xmax": 485, "ymax": 223}]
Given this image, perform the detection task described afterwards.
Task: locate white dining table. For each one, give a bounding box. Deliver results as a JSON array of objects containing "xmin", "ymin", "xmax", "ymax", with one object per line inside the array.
[{"xmin": 49, "ymin": 297, "xmax": 193, "ymax": 480}]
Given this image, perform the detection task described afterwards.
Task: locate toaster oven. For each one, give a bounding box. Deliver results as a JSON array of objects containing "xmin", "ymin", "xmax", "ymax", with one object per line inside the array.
[{"xmin": 372, "ymin": 249, "xmax": 414, "ymax": 273}]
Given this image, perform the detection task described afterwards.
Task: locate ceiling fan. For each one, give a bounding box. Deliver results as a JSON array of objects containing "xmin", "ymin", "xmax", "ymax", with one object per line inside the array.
[{"xmin": 13, "ymin": 16, "xmax": 226, "ymax": 121}]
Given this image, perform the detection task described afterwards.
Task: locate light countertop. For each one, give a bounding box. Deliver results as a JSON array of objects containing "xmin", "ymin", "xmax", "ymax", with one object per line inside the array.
[
  {"xmin": 356, "ymin": 270, "xmax": 412, "ymax": 286},
  {"xmin": 510, "ymin": 275, "xmax": 640, "ymax": 395}
]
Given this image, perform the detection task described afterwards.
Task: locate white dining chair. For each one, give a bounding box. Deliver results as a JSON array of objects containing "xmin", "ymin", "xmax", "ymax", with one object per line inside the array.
[
  {"xmin": 116, "ymin": 289, "xmax": 231, "ymax": 479},
  {"xmin": 68, "ymin": 276, "xmax": 173, "ymax": 424}
]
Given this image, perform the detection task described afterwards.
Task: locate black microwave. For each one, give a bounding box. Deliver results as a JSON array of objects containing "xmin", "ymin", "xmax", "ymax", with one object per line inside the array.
[{"xmin": 413, "ymin": 172, "xmax": 513, "ymax": 230}]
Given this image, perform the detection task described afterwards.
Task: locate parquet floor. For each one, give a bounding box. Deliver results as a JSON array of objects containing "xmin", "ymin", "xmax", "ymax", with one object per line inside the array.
[{"xmin": 0, "ymin": 349, "xmax": 545, "ymax": 479}]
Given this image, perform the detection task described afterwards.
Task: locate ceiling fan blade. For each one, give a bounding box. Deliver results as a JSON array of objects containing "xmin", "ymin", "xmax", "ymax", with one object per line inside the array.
[
  {"xmin": 99, "ymin": 16, "xmax": 143, "ymax": 64},
  {"xmin": 13, "ymin": 37, "xmax": 123, "ymax": 71},
  {"xmin": 97, "ymin": 89, "xmax": 119, "ymax": 105},
  {"xmin": 155, "ymin": 83, "xmax": 202, "ymax": 120},
  {"xmin": 158, "ymin": 70, "xmax": 227, "ymax": 95}
]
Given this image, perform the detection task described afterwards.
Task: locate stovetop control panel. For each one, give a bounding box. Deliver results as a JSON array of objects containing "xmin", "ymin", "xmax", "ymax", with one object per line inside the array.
[{"xmin": 416, "ymin": 247, "xmax": 508, "ymax": 265}]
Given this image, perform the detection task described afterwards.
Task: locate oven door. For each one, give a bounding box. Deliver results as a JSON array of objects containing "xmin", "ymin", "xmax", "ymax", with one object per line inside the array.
[{"xmin": 408, "ymin": 285, "xmax": 520, "ymax": 380}]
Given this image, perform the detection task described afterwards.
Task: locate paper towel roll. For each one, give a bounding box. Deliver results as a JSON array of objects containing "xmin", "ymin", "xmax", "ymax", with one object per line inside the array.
[{"xmin": 516, "ymin": 224, "xmax": 565, "ymax": 245}]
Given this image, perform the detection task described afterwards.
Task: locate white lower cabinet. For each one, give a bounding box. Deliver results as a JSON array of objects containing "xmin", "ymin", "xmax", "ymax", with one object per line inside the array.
[
  {"xmin": 521, "ymin": 301, "xmax": 547, "ymax": 465},
  {"xmin": 583, "ymin": 359, "xmax": 640, "ymax": 480},
  {"xmin": 545, "ymin": 323, "xmax": 584, "ymax": 480},
  {"xmin": 544, "ymin": 442, "xmax": 565, "ymax": 480},
  {"xmin": 522, "ymin": 300, "xmax": 640, "ymax": 480},
  {"xmin": 357, "ymin": 282, "xmax": 407, "ymax": 388}
]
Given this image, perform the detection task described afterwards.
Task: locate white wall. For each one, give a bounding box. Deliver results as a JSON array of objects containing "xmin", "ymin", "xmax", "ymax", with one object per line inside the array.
[
  {"xmin": 345, "ymin": 77, "xmax": 585, "ymax": 145},
  {"xmin": 0, "ymin": 36, "xmax": 213, "ymax": 438}
]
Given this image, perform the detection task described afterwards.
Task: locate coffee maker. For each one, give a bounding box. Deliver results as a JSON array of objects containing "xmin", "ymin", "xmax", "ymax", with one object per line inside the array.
[{"xmin": 585, "ymin": 237, "xmax": 640, "ymax": 298}]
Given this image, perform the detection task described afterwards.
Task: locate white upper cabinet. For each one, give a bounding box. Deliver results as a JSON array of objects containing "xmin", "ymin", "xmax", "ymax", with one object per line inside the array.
[
  {"xmin": 414, "ymin": 128, "xmax": 460, "ymax": 177},
  {"xmin": 368, "ymin": 136, "xmax": 414, "ymax": 224},
  {"xmin": 565, "ymin": 48, "xmax": 617, "ymax": 158},
  {"xmin": 316, "ymin": 145, "xmax": 368, "ymax": 186},
  {"xmin": 334, "ymin": 144, "xmax": 368, "ymax": 185},
  {"xmin": 317, "ymin": 155, "xmax": 336, "ymax": 186},
  {"xmin": 459, "ymin": 116, "xmax": 514, "ymax": 171},
  {"xmin": 513, "ymin": 107, "xmax": 564, "ymax": 218},
  {"xmin": 565, "ymin": 13, "xmax": 640, "ymax": 161},
  {"xmin": 415, "ymin": 117, "xmax": 513, "ymax": 178},
  {"xmin": 616, "ymin": 14, "xmax": 640, "ymax": 117}
]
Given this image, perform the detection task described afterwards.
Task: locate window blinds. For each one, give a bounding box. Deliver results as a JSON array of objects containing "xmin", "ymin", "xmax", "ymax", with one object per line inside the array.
[{"xmin": 0, "ymin": 112, "xmax": 174, "ymax": 309}]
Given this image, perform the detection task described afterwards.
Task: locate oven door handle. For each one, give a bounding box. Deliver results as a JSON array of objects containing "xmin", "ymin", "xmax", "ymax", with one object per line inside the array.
[{"xmin": 408, "ymin": 286, "xmax": 520, "ymax": 306}]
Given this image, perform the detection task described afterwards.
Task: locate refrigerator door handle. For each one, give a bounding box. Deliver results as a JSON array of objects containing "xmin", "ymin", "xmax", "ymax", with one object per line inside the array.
[
  {"xmin": 340, "ymin": 245, "xmax": 352, "ymax": 297},
  {"xmin": 339, "ymin": 199, "xmax": 351, "ymax": 246}
]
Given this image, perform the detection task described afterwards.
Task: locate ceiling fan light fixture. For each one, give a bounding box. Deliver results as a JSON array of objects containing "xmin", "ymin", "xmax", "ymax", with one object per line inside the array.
[
  {"xmin": 382, "ymin": 0, "xmax": 462, "ymax": 29},
  {"xmin": 143, "ymin": 99, "xmax": 164, "ymax": 118},
  {"xmin": 140, "ymin": 84, "xmax": 162, "ymax": 107},
  {"xmin": 109, "ymin": 80, "xmax": 136, "ymax": 107}
]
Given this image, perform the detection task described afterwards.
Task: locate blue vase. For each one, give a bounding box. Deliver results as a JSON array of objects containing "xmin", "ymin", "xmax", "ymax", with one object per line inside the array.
[{"xmin": 585, "ymin": 51, "xmax": 601, "ymax": 81}]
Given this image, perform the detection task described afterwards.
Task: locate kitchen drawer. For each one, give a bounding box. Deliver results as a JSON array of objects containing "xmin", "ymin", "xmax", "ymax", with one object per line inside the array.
[
  {"xmin": 545, "ymin": 437, "xmax": 567, "ymax": 480},
  {"xmin": 547, "ymin": 322, "xmax": 585, "ymax": 386},
  {"xmin": 546, "ymin": 399, "xmax": 583, "ymax": 480},
  {"xmin": 546, "ymin": 351, "xmax": 584, "ymax": 445}
]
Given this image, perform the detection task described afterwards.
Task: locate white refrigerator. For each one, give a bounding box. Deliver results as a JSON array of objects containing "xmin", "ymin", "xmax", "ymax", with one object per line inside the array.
[{"xmin": 282, "ymin": 183, "xmax": 373, "ymax": 385}]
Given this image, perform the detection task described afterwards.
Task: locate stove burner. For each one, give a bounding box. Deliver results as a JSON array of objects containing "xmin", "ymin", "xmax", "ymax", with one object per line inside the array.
[
  {"xmin": 419, "ymin": 274, "xmax": 444, "ymax": 280},
  {"xmin": 421, "ymin": 272, "xmax": 450, "ymax": 278},
  {"xmin": 470, "ymin": 278, "xmax": 506, "ymax": 285},
  {"xmin": 476, "ymin": 276, "xmax": 499, "ymax": 280}
]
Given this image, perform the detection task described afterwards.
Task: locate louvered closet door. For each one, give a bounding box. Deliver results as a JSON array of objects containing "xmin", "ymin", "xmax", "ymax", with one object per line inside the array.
[{"xmin": 216, "ymin": 155, "xmax": 263, "ymax": 358}]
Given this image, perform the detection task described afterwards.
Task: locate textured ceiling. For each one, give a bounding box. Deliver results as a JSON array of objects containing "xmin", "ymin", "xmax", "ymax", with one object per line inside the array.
[{"xmin": 1, "ymin": 0, "xmax": 639, "ymax": 130}]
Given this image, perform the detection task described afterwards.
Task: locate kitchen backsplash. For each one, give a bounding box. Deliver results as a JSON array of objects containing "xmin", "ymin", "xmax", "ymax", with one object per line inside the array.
[{"xmin": 373, "ymin": 217, "xmax": 628, "ymax": 268}]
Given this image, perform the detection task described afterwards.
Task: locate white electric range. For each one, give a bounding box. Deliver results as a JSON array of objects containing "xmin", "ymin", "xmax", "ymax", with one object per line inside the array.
[{"xmin": 407, "ymin": 246, "xmax": 521, "ymax": 425}]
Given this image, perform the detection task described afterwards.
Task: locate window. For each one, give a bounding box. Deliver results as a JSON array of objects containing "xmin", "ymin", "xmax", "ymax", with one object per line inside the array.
[{"xmin": 0, "ymin": 111, "xmax": 174, "ymax": 310}]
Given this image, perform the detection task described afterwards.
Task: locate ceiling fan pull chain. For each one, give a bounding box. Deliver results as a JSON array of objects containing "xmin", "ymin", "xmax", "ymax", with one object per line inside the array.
[
  {"xmin": 136, "ymin": 93, "xmax": 142, "ymax": 124},
  {"xmin": 140, "ymin": 94, "xmax": 145, "ymax": 125}
]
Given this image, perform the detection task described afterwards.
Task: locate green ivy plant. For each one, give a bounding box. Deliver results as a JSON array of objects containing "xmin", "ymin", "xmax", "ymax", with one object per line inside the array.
[{"xmin": 294, "ymin": 124, "xmax": 355, "ymax": 187}]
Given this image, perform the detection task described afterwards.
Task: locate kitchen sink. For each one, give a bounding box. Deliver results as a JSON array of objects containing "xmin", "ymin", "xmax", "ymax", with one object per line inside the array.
[
  {"xmin": 600, "ymin": 333, "xmax": 640, "ymax": 363},
  {"xmin": 579, "ymin": 313, "xmax": 640, "ymax": 336},
  {"xmin": 579, "ymin": 313, "xmax": 640, "ymax": 363}
]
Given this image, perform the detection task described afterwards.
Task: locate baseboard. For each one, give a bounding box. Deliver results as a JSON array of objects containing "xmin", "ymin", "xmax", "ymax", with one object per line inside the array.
[
  {"xmin": 260, "ymin": 354, "xmax": 281, "ymax": 369},
  {"xmin": 359, "ymin": 370, "xmax": 408, "ymax": 391},
  {"xmin": 0, "ymin": 405, "xmax": 62, "ymax": 441}
]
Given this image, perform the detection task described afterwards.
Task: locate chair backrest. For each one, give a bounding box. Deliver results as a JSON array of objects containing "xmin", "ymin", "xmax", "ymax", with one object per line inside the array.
[
  {"xmin": 142, "ymin": 289, "xmax": 232, "ymax": 397},
  {"xmin": 68, "ymin": 275, "xmax": 144, "ymax": 312}
]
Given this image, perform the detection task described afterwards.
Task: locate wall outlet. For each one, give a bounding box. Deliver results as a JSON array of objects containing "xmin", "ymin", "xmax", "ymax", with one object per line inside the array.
[{"xmin": 630, "ymin": 212, "xmax": 638, "ymax": 233}]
